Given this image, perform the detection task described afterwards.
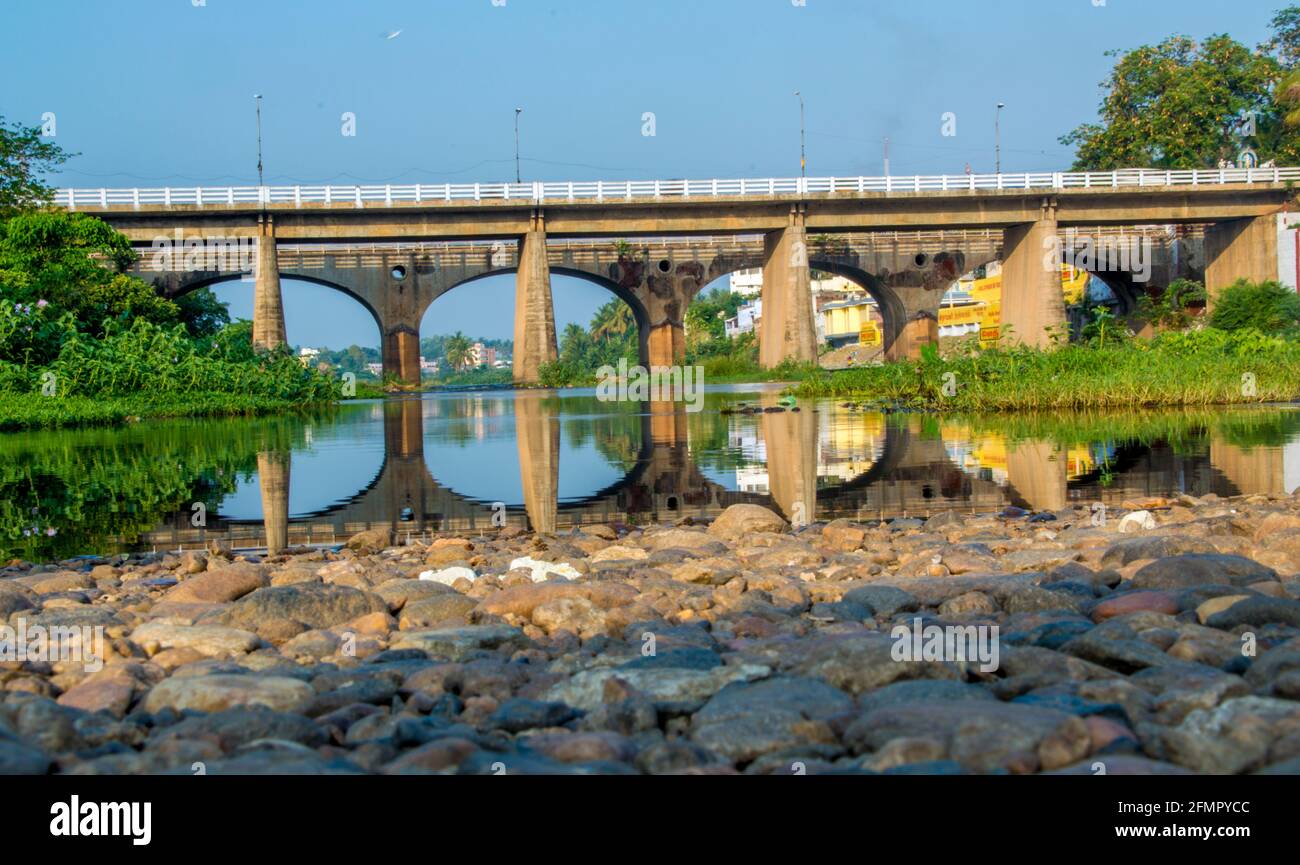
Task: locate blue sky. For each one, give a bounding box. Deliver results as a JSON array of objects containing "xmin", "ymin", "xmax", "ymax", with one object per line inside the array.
[{"xmin": 4, "ymin": 0, "xmax": 1288, "ymax": 348}]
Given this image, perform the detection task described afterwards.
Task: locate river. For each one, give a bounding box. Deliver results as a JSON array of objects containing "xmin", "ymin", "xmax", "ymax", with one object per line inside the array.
[{"xmin": 4, "ymin": 384, "xmax": 1299, "ymax": 562}]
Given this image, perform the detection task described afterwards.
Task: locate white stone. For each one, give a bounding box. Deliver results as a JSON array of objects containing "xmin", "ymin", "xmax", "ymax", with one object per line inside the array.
[
  {"xmin": 1118, "ymin": 510, "xmax": 1157, "ymax": 533},
  {"xmin": 508, "ymin": 556, "xmax": 581, "ymax": 582},
  {"xmin": 418, "ymin": 566, "xmax": 478, "ymax": 585}
]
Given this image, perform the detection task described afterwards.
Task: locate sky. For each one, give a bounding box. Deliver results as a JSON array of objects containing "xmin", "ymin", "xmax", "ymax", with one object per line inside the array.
[{"xmin": 3, "ymin": 0, "xmax": 1289, "ymax": 348}]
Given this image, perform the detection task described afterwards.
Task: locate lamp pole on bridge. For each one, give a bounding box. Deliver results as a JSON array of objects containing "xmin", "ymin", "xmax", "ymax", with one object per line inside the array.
[
  {"xmin": 794, "ymin": 90, "xmax": 806, "ymax": 177},
  {"xmin": 995, "ymin": 102, "xmax": 1005, "ymax": 175},
  {"xmin": 514, "ymin": 107, "xmax": 523, "ymax": 184},
  {"xmin": 254, "ymin": 94, "xmax": 265, "ymax": 196}
]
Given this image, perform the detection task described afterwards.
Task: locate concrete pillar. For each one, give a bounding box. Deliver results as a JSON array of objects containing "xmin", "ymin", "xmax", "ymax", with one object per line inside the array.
[
  {"xmin": 382, "ymin": 325, "xmax": 421, "ymax": 385},
  {"xmin": 252, "ymin": 215, "xmax": 287, "ymax": 352},
  {"xmin": 513, "ymin": 212, "xmax": 558, "ymax": 383},
  {"xmin": 1005, "ymin": 440, "xmax": 1067, "ymax": 513},
  {"xmin": 645, "ymin": 321, "xmax": 685, "ymax": 369},
  {"xmin": 898, "ymin": 310, "xmax": 939, "ymax": 360},
  {"xmin": 1205, "ymin": 215, "xmax": 1278, "ymax": 310},
  {"xmin": 759, "ymin": 207, "xmax": 816, "ymax": 368},
  {"xmin": 515, "ymin": 392, "xmax": 558, "ymax": 534},
  {"xmin": 1001, "ymin": 202, "xmax": 1066, "ymax": 347},
  {"xmin": 256, "ymin": 450, "xmax": 290, "ymax": 554},
  {"xmin": 761, "ymin": 400, "xmax": 818, "ymax": 527}
]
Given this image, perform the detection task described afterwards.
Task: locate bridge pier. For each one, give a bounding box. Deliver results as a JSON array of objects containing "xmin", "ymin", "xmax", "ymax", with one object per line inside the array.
[
  {"xmin": 759, "ymin": 207, "xmax": 817, "ymax": 368},
  {"xmin": 1205, "ymin": 215, "xmax": 1278, "ymax": 309},
  {"xmin": 513, "ymin": 213, "xmax": 559, "ymax": 384},
  {"xmin": 645, "ymin": 321, "xmax": 685, "ymax": 369},
  {"xmin": 252, "ymin": 215, "xmax": 287, "ymax": 352},
  {"xmin": 1001, "ymin": 203, "xmax": 1067, "ymax": 347},
  {"xmin": 382, "ymin": 325, "xmax": 421, "ymax": 385},
  {"xmin": 257, "ymin": 450, "xmax": 290, "ymax": 554}
]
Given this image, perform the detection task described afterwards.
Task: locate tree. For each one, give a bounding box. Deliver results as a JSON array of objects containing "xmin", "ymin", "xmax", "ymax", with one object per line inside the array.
[
  {"xmin": 0, "ymin": 211, "xmax": 181, "ymax": 335},
  {"xmin": 175, "ymin": 288, "xmax": 231, "ymax": 338},
  {"xmin": 590, "ymin": 300, "xmax": 635, "ymax": 341},
  {"xmin": 1061, "ymin": 34, "xmax": 1284, "ymax": 169},
  {"xmin": 0, "ymin": 116, "xmax": 73, "ymax": 216},
  {"xmin": 1265, "ymin": 5, "xmax": 1300, "ymax": 69},
  {"xmin": 444, "ymin": 331, "xmax": 473, "ymax": 370}
]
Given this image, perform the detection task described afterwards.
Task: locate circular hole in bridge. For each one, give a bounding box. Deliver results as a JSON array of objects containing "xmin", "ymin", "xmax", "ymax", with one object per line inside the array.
[
  {"xmin": 657, "ymin": 259, "xmax": 672, "ymax": 273},
  {"xmin": 914, "ymin": 253, "xmax": 929, "ymax": 267},
  {"xmin": 391, "ymin": 265, "xmax": 408, "ymax": 280}
]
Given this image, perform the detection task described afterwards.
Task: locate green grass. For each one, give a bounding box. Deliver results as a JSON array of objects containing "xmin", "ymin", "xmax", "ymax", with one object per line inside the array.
[
  {"xmin": 794, "ymin": 329, "xmax": 1300, "ymax": 411},
  {"xmin": 0, "ymin": 392, "xmax": 332, "ymax": 431}
]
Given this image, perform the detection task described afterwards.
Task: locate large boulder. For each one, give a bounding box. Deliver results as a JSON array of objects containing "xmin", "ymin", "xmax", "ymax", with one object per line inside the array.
[
  {"xmin": 164, "ymin": 562, "xmax": 266, "ymax": 604},
  {"xmin": 142, "ymin": 674, "xmax": 315, "ymax": 715},
  {"xmin": 214, "ymin": 584, "xmax": 389, "ymax": 632},
  {"xmin": 707, "ymin": 504, "xmax": 788, "ymax": 539}
]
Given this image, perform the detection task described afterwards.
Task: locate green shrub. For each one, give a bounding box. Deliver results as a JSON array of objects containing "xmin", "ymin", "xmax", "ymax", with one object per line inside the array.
[{"xmin": 1209, "ymin": 279, "xmax": 1300, "ymax": 334}]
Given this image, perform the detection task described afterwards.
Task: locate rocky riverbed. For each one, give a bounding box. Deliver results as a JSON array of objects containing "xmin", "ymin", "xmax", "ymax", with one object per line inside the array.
[{"xmin": 4, "ymin": 494, "xmax": 1300, "ymax": 775}]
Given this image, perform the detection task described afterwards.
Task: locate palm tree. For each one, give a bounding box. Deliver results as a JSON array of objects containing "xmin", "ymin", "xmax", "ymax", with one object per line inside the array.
[
  {"xmin": 1280, "ymin": 69, "xmax": 1300, "ymax": 128},
  {"xmin": 444, "ymin": 331, "xmax": 473, "ymax": 370},
  {"xmin": 590, "ymin": 300, "xmax": 635, "ymax": 341}
]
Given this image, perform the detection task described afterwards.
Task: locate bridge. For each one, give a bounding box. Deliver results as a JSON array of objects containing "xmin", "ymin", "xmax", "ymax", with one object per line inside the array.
[{"xmin": 59, "ymin": 166, "xmax": 1296, "ymax": 383}]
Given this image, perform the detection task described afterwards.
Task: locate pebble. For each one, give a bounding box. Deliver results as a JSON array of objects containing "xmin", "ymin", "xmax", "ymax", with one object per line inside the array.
[{"xmin": 2, "ymin": 497, "xmax": 1299, "ymax": 775}]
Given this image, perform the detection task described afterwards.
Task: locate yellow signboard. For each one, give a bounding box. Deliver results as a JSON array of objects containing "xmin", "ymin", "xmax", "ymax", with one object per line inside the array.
[
  {"xmin": 937, "ymin": 304, "xmax": 985, "ymax": 327},
  {"xmin": 858, "ymin": 322, "xmax": 881, "ymax": 346}
]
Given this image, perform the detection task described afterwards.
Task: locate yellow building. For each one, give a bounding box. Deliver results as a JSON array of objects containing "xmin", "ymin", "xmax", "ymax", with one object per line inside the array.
[{"xmin": 820, "ymin": 264, "xmax": 1091, "ymax": 348}]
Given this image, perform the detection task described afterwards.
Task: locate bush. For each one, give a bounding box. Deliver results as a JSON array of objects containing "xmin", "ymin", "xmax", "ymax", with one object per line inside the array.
[{"xmin": 1209, "ymin": 279, "xmax": 1300, "ymax": 335}]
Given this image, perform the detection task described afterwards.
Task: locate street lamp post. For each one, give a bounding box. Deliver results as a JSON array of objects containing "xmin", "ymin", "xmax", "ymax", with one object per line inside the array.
[
  {"xmin": 514, "ymin": 107, "xmax": 523, "ymax": 184},
  {"xmin": 794, "ymin": 90, "xmax": 806, "ymax": 177},
  {"xmin": 995, "ymin": 102, "xmax": 1005, "ymax": 175},
  {"xmin": 254, "ymin": 94, "xmax": 264, "ymax": 189}
]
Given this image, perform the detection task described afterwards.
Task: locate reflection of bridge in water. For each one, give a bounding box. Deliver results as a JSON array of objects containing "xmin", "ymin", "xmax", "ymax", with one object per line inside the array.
[{"xmin": 142, "ymin": 396, "xmax": 1293, "ymax": 552}]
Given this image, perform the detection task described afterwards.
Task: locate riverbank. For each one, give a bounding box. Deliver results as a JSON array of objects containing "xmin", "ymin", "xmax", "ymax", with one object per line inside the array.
[
  {"xmin": 795, "ymin": 330, "xmax": 1300, "ymax": 410},
  {"xmin": 0, "ymin": 392, "xmax": 337, "ymax": 431},
  {"xmin": 3, "ymin": 493, "xmax": 1299, "ymax": 775}
]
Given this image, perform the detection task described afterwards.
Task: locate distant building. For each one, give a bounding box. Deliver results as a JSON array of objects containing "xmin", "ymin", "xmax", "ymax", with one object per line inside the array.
[
  {"xmin": 469, "ymin": 342, "xmax": 496, "ymax": 367},
  {"xmin": 365, "ymin": 362, "xmax": 383, "ymax": 377},
  {"xmin": 724, "ymin": 299, "xmax": 761, "ymax": 338},
  {"xmin": 729, "ymin": 268, "xmax": 763, "ymax": 296},
  {"xmin": 296, "ymin": 346, "xmax": 320, "ymax": 367},
  {"xmin": 419, "ymin": 355, "xmax": 439, "ymax": 373}
]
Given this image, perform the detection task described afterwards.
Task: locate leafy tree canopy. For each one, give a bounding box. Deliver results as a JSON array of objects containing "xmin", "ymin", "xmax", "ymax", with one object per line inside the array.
[{"xmin": 0, "ymin": 116, "xmax": 72, "ymax": 216}]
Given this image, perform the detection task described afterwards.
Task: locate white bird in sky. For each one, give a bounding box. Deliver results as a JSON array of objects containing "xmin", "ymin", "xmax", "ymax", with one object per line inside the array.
[{"xmin": 382, "ymin": 29, "xmax": 402, "ymax": 40}]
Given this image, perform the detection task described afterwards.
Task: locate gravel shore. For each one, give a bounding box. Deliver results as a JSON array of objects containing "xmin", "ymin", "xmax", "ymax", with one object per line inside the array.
[{"xmin": 4, "ymin": 493, "xmax": 1300, "ymax": 775}]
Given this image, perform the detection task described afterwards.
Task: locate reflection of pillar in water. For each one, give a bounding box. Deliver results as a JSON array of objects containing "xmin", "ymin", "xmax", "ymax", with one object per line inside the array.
[
  {"xmin": 761, "ymin": 403, "xmax": 818, "ymax": 525},
  {"xmin": 383, "ymin": 398, "xmax": 429, "ymax": 531},
  {"xmin": 515, "ymin": 392, "xmax": 558, "ymax": 534},
  {"xmin": 643, "ymin": 399, "xmax": 692, "ymax": 514},
  {"xmin": 1210, "ymin": 438, "xmax": 1290, "ymax": 497},
  {"xmin": 647, "ymin": 398, "xmax": 689, "ymax": 446},
  {"xmin": 1005, "ymin": 439, "xmax": 1067, "ymax": 512},
  {"xmin": 257, "ymin": 450, "xmax": 290, "ymax": 554}
]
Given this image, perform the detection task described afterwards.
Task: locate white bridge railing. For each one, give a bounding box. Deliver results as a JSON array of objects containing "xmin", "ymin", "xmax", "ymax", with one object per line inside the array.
[{"xmin": 53, "ymin": 166, "xmax": 1300, "ymax": 210}]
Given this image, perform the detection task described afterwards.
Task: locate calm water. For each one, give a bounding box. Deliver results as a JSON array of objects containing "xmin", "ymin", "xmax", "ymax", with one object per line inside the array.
[{"xmin": 4, "ymin": 385, "xmax": 1300, "ymax": 562}]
